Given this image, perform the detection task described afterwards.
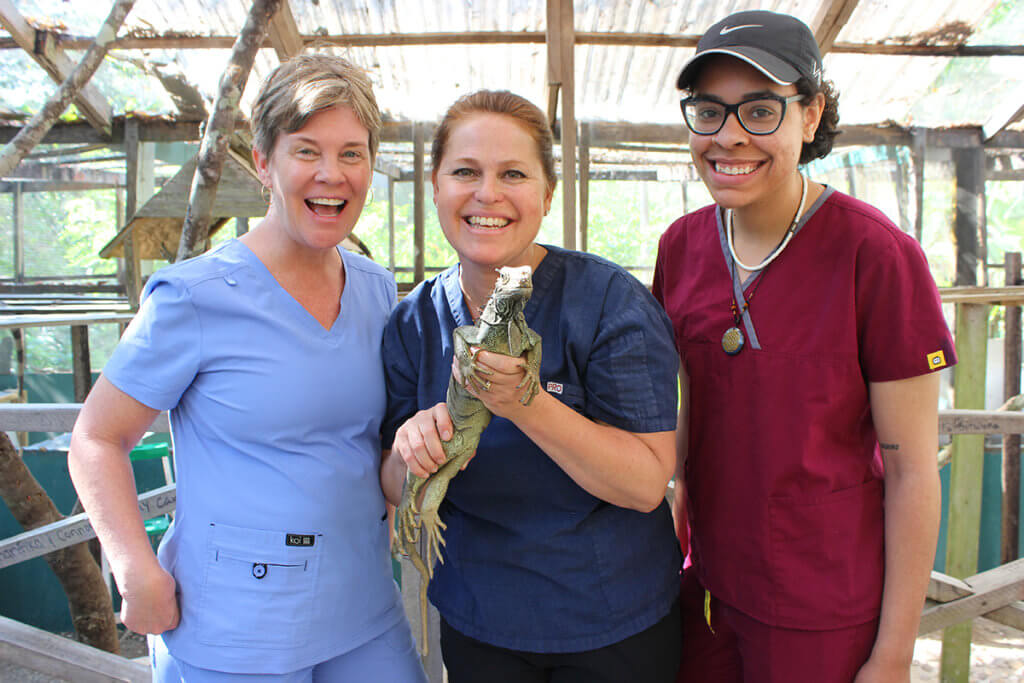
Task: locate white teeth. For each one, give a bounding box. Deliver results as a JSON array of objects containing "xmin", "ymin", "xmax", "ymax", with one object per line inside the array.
[
  {"xmin": 308, "ymin": 198, "xmax": 346, "ymax": 206},
  {"xmin": 467, "ymin": 216, "xmax": 510, "ymax": 228},
  {"xmin": 716, "ymin": 163, "xmax": 758, "ymax": 176}
]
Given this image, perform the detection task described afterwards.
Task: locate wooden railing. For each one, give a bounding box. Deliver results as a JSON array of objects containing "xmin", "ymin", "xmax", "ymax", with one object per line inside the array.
[{"xmin": 2, "ymin": 403, "xmax": 1023, "ymax": 682}]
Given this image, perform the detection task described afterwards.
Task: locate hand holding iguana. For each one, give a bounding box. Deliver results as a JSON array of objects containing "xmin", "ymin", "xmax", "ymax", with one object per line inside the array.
[{"xmin": 391, "ymin": 265, "xmax": 542, "ymax": 657}]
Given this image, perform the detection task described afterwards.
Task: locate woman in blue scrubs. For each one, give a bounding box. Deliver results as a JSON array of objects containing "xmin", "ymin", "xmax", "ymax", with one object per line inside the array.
[
  {"xmin": 380, "ymin": 91, "xmax": 682, "ymax": 682},
  {"xmin": 69, "ymin": 55, "xmax": 425, "ymax": 682}
]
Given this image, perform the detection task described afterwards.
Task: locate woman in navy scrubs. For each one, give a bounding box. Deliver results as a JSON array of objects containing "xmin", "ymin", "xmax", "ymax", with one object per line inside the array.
[
  {"xmin": 380, "ymin": 90, "xmax": 682, "ymax": 682},
  {"xmin": 69, "ymin": 55, "xmax": 424, "ymax": 682},
  {"xmin": 653, "ymin": 11, "xmax": 956, "ymax": 682}
]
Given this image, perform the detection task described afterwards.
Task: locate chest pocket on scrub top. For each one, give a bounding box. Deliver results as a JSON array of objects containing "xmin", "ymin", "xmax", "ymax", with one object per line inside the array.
[{"xmin": 197, "ymin": 522, "xmax": 322, "ymax": 648}]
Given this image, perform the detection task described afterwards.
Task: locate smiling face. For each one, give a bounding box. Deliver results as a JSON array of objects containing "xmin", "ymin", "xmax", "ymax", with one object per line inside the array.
[
  {"xmin": 687, "ymin": 55, "xmax": 822, "ymax": 215},
  {"xmin": 253, "ymin": 104, "xmax": 372, "ymax": 252},
  {"xmin": 432, "ymin": 113, "xmax": 554, "ymax": 275}
]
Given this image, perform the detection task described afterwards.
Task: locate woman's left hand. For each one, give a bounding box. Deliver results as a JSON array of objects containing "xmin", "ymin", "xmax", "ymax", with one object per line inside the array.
[{"xmin": 454, "ymin": 348, "xmax": 540, "ymax": 420}]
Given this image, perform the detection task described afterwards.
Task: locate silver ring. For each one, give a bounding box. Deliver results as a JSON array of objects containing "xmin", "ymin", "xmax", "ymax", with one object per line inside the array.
[{"xmin": 483, "ymin": 380, "xmax": 492, "ymax": 392}]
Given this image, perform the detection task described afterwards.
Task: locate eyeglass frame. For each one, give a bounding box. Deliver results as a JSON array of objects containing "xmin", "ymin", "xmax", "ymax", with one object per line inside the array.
[{"xmin": 680, "ymin": 94, "xmax": 805, "ymax": 136}]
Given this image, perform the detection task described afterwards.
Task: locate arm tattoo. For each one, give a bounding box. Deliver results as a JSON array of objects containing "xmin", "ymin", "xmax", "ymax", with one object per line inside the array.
[{"xmin": 879, "ymin": 442, "xmax": 900, "ymax": 451}]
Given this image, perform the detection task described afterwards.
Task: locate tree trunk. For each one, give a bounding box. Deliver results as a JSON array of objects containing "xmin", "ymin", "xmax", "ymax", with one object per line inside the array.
[
  {"xmin": 0, "ymin": 0, "xmax": 135, "ymax": 177},
  {"xmin": 0, "ymin": 432, "xmax": 120, "ymax": 654},
  {"xmin": 176, "ymin": 0, "xmax": 283, "ymax": 262}
]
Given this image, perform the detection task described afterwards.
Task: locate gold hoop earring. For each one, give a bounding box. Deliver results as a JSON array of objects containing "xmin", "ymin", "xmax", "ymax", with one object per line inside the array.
[
  {"xmin": 367, "ymin": 187, "xmax": 375, "ymax": 204},
  {"xmin": 260, "ymin": 184, "xmax": 271, "ymax": 204}
]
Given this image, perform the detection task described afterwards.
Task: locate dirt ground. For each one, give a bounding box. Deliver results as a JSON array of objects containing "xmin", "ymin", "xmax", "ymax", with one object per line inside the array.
[{"xmin": 912, "ymin": 619, "xmax": 1024, "ymax": 682}]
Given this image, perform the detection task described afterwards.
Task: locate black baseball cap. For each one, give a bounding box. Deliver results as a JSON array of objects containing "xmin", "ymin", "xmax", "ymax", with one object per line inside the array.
[{"xmin": 676, "ymin": 10, "xmax": 823, "ymax": 90}]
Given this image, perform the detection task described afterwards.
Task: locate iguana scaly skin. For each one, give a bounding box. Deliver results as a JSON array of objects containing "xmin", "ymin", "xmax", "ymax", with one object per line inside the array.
[{"xmin": 392, "ymin": 265, "xmax": 542, "ymax": 657}]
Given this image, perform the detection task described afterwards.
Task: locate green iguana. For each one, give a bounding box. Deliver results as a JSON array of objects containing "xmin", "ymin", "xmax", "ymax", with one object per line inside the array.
[{"xmin": 392, "ymin": 265, "xmax": 542, "ymax": 657}]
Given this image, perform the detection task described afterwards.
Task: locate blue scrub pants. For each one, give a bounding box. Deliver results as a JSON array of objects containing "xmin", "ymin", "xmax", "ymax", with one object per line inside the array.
[{"xmin": 149, "ymin": 619, "xmax": 427, "ymax": 682}]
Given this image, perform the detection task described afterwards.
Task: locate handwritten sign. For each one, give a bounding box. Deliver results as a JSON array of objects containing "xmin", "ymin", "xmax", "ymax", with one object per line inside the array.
[{"xmin": 0, "ymin": 484, "xmax": 176, "ymax": 569}]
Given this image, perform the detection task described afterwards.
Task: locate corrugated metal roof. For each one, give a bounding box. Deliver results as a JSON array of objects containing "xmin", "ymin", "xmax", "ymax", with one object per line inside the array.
[{"xmin": 2, "ymin": 0, "xmax": 1022, "ymax": 131}]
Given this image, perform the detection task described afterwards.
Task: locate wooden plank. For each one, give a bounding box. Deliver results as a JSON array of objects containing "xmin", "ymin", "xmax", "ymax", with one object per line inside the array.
[
  {"xmin": 413, "ymin": 122, "xmax": 425, "ymax": 284},
  {"xmin": 549, "ymin": 0, "xmax": 576, "ymax": 250},
  {"xmin": 928, "ymin": 571, "xmax": 974, "ymax": 603},
  {"xmin": 579, "ymin": 122, "xmax": 590, "ymax": 253},
  {"xmin": 812, "ymin": 0, "xmax": 861, "ymax": 55},
  {"xmin": 387, "ymin": 177, "xmax": 396, "ymax": 273},
  {"xmin": 545, "ymin": 0, "xmax": 562, "ymax": 131},
  {"xmin": 954, "ymin": 148, "xmax": 985, "ymax": 287},
  {"xmin": 922, "ymin": 558, "xmax": 1024, "ymax": 635},
  {"xmin": 70, "ymin": 325, "xmax": 92, "ymax": 403},
  {"xmin": 0, "ymin": 0, "xmax": 113, "ymax": 136},
  {"xmin": 12, "ymin": 180, "xmax": 23, "ymax": 282},
  {"xmin": 941, "ymin": 302, "xmax": 989, "ymax": 682},
  {"xmin": 0, "ymin": 312, "xmax": 134, "ymax": 330},
  {"xmin": 939, "ymin": 409, "xmax": 1024, "ymax": 435},
  {"xmin": 940, "ymin": 286, "xmax": 1024, "ymax": 305},
  {"xmin": 0, "ymin": 484, "xmax": 175, "ymax": 570},
  {"xmin": 267, "ymin": 0, "xmax": 304, "ymax": 60},
  {"xmin": 0, "ymin": 614, "xmax": 149, "ymax": 682},
  {"xmin": 1003, "ymin": 253, "xmax": 1022, "ymax": 565},
  {"xmin": 0, "ymin": 403, "xmax": 168, "ymax": 432},
  {"xmin": 122, "ymin": 119, "xmax": 143, "ymax": 308},
  {"xmin": 6, "ymin": 30, "xmax": 1023, "ymax": 57}
]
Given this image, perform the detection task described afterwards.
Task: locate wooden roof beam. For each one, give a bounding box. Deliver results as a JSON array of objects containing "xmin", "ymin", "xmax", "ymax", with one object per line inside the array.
[
  {"xmin": 982, "ymin": 84, "xmax": 1024, "ymax": 142},
  {"xmin": 4, "ymin": 31, "xmax": 1024, "ymax": 58},
  {"xmin": 0, "ymin": 0, "xmax": 113, "ymax": 137},
  {"xmin": 812, "ymin": 0, "xmax": 861, "ymax": 55},
  {"xmin": 267, "ymin": 0, "xmax": 304, "ymax": 61},
  {"xmin": 1, "ymin": 160, "xmax": 123, "ymax": 185}
]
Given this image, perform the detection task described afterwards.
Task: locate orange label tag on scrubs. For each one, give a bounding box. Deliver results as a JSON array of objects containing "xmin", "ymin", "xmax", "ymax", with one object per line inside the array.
[{"xmin": 927, "ymin": 350, "xmax": 947, "ymax": 371}]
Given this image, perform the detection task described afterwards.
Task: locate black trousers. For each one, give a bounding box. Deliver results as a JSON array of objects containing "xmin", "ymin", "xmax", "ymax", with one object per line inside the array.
[{"xmin": 440, "ymin": 596, "xmax": 681, "ymax": 683}]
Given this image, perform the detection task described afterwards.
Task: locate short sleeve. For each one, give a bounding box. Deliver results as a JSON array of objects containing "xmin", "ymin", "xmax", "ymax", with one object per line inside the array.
[
  {"xmin": 856, "ymin": 231, "xmax": 956, "ymax": 381},
  {"xmin": 102, "ymin": 276, "xmax": 201, "ymax": 410},
  {"xmin": 381, "ymin": 305, "xmax": 421, "ymax": 449},
  {"xmin": 584, "ymin": 273, "xmax": 679, "ymax": 432}
]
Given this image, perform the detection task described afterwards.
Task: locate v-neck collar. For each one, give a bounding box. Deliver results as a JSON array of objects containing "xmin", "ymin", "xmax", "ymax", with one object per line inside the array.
[{"xmin": 231, "ymin": 239, "xmax": 348, "ymax": 339}]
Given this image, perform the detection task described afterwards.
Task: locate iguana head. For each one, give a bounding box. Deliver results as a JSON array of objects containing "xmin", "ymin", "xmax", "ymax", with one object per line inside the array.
[{"xmin": 479, "ymin": 266, "xmax": 533, "ymax": 324}]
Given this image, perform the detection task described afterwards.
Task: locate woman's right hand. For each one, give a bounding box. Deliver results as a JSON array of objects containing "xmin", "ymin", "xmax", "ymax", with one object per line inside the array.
[
  {"xmin": 392, "ymin": 403, "xmax": 454, "ymax": 478},
  {"xmin": 118, "ymin": 560, "xmax": 180, "ymax": 635}
]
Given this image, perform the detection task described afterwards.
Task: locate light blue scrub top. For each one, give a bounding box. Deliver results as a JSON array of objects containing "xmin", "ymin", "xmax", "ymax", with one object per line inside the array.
[{"xmin": 103, "ymin": 239, "xmax": 404, "ymax": 673}]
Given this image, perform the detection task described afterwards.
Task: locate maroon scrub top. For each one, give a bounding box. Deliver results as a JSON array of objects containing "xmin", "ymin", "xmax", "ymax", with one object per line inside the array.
[{"xmin": 653, "ymin": 188, "xmax": 956, "ymax": 630}]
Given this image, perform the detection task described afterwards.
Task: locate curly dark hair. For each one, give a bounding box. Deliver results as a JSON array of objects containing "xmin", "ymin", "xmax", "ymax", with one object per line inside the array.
[{"xmin": 795, "ymin": 77, "xmax": 840, "ymax": 164}]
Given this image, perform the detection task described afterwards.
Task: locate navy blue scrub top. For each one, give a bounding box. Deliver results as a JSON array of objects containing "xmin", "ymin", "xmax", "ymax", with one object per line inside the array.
[{"xmin": 383, "ymin": 245, "xmax": 682, "ymax": 653}]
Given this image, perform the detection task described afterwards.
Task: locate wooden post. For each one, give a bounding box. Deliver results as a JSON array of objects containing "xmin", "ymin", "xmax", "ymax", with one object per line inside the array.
[
  {"xmin": 889, "ymin": 146, "xmax": 912, "ymax": 234},
  {"xmin": 235, "ymin": 216, "xmax": 249, "ymax": 236},
  {"xmin": 70, "ymin": 325, "xmax": 92, "ymax": 403},
  {"xmin": 0, "ymin": 0, "xmax": 134, "ymax": 176},
  {"xmin": 11, "ymin": 327, "xmax": 25, "ymax": 445},
  {"xmin": 387, "ymin": 177, "xmax": 396, "ymax": 273},
  {"xmin": 912, "ymin": 128, "xmax": 926, "ymax": 244},
  {"xmin": 953, "ymin": 148, "xmax": 984, "ymax": 288},
  {"xmin": 941, "ymin": 302, "xmax": 988, "ymax": 683},
  {"xmin": 413, "ymin": 122, "xmax": 425, "ymax": 284},
  {"xmin": 122, "ymin": 120, "xmax": 143, "ymax": 308},
  {"xmin": 177, "ymin": 0, "xmax": 282, "ymax": 262},
  {"xmin": 555, "ymin": 0, "xmax": 577, "ymax": 249},
  {"xmin": 579, "ymin": 122, "xmax": 590, "ymax": 253},
  {"xmin": 1003, "ymin": 252, "xmax": 1022, "ymax": 564},
  {"xmin": 12, "ymin": 181, "xmax": 23, "ymax": 283}
]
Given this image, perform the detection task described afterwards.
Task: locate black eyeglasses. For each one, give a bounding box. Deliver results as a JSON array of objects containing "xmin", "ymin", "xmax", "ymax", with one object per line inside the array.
[{"xmin": 680, "ymin": 94, "xmax": 804, "ymax": 136}]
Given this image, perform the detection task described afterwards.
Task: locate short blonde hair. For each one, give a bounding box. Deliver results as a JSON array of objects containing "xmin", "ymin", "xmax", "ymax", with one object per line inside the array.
[{"xmin": 251, "ymin": 54, "xmax": 381, "ymax": 163}]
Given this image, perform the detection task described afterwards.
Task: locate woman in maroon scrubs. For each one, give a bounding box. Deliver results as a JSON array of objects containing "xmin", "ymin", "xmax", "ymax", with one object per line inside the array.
[{"xmin": 654, "ymin": 10, "xmax": 956, "ymax": 683}]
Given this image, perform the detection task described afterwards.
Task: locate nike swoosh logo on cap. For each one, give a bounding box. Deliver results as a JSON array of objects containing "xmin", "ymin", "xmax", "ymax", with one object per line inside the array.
[{"xmin": 719, "ymin": 24, "xmax": 763, "ymax": 35}]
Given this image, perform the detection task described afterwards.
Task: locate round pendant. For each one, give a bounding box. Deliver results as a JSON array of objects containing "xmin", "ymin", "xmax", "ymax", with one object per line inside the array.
[{"xmin": 722, "ymin": 326, "xmax": 744, "ymax": 355}]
